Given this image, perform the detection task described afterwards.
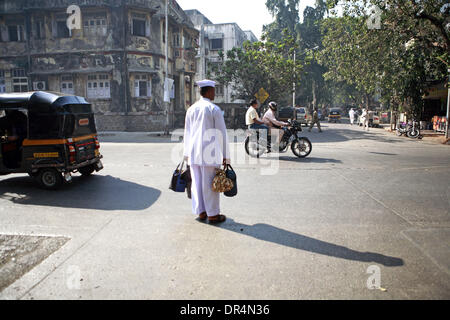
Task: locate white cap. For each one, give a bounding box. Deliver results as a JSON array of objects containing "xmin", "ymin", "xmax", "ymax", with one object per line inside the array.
[{"xmin": 196, "ymin": 79, "xmax": 216, "ymax": 88}]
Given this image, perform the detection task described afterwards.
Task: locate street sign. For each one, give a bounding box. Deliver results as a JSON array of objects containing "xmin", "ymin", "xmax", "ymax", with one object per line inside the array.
[{"xmin": 255, "ymin": 88, "xmax": 269, "ymax": 104}]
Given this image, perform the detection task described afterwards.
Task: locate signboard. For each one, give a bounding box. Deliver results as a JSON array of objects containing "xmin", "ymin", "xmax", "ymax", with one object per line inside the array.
[{"xmin": 255, "ymin": 88, "xmax": 269, "ymax": 104}]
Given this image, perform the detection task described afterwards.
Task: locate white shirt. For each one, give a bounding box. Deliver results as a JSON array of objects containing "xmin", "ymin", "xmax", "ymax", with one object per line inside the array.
[
  {"xmin": 183, "ymin": 97, "xmax": 230, "ymax": 166},
  {"xmin": 262, "ymin": 109, "xmax": 288, "ymax": 127},
  {"xmin": 245, "ymin": 107, "xmax": 259, "ymax": 125},
  {"xmin": 349, "ymin": 110, "xmax": 355, "ymax": 119}
]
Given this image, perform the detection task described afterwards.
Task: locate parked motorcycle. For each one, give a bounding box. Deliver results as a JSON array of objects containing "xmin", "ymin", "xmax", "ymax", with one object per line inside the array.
[
  {"xmin": 407, "ymin": 120, "xmax": 421, "ymax": 138},
  {"xmin": 396, "ymin": 120, "xmax": 421, "ymax": 139},
  {"xmin": 245, "ymin": 119, "xmax": 312, "ymax": 158},
  {"xmin": 396, "ymin": 122, "xmax": 409, "ymax": 136}
]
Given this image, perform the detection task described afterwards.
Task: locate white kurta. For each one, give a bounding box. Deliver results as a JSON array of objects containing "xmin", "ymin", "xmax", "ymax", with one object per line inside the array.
[
  {"xmin": 349, "ymin": 110, "xmax": 355, "ymax": 124},
  {"xmin": 183, "ymin": 97, "xmax": 230, "ymax": 217}
]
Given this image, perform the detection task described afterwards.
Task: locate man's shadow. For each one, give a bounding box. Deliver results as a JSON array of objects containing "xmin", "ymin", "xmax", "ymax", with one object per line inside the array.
[{"xmin": 208, "ymin": 219, "xmax": 403, "ymax": 267}]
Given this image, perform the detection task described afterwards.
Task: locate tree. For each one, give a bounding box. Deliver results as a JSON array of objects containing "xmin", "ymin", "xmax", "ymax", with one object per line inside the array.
[
  {"xmin": 319, "ymin": 0, "xmax": 448, "ymax": 118},
  {"xmin": 208, "ymin": 33, "xmax": 304, "ymax": 105},
  {"xmin": 265, "ymin": 0, "xmax": 300, "ymax": 39}
]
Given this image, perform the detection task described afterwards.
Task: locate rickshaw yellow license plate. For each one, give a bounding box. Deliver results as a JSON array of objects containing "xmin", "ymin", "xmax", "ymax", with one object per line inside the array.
[{"xmin": 34, "ymin": 152, "xmax": 59, "ymax": 158}]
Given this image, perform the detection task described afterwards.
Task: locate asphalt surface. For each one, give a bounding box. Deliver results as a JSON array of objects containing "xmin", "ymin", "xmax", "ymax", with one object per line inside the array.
[{"xmin": 0, "ymin": 122, "xmax": 449, "ymax": 299}]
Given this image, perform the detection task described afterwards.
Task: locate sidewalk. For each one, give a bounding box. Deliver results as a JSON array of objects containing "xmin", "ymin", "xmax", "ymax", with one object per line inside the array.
[
  {"xmin": 97, "ymin": 131, "xmax": 179, "ymax": 143},
  {"xmin": 382, "ymin": 125, "xmax": 449, "ymax": 145}
]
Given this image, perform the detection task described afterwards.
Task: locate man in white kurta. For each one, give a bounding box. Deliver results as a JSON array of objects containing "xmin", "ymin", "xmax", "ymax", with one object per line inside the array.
[
  {"xmin": 349, "ymin": 108, "xmax": 356, "ymax": 126},
  {"xmin": 183, "ymin": 80, "xmax": 230, "ymax": 222}
]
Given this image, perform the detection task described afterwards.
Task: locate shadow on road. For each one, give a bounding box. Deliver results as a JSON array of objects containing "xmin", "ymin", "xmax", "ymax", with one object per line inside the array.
[
  {"xmin": 0, "ymin": 175, "xmax": 161, "ymax": 211},
  {"xmin": 279, "ymin": 156, "xmax": 342, "ymax": 164},
  {"xmin": 368, "ymin": 152, "xmax": 398, "ymax": 156},
  {"xmin": 210, "ymin": 219, "xmax": 404, "ymax": 267}
]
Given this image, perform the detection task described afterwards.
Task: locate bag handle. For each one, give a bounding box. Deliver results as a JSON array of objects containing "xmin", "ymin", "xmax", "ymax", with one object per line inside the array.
[{"xmin": 176, "ymin": 159, "xmax": 186, "ymax": 173}]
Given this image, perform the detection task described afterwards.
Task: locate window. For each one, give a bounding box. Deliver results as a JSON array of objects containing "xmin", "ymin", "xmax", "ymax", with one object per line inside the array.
[
  {"xmin": 8, "ymin": 24, "xmax": 25, "ymax": 42},
  {"xmin": 83, "ymin": 13, "xmax": 107, "ymax": 36},
  {"xmin": 0, "ymin": 70, "xmax": 5, "ymax": 93},
  {"xmin": 215, "ymin": 85, "xmax": 224, "ymax": 96},
  {"xmin": 132, "ymin": 13, "xmax": 149, "ymax": 37},
  {"xmin": 12, "ymin": 69, "xmax": 28, "ymax": 92},
  {"xmin": 87, "ymin": 74, "xmax": 110, "ymax": 99},
  {"xmin": 173, "ymin": 33, "xmax": 180, "ymax": 47},
  {"xmin": 184, "ymin": 35, "xmax": 192, "ymax": 49},
  {"xmin": 56, "ymin": 20, "xmax": 70, "ymax": 38},
  {"xmin": 34, "ymin": 20, "xmax": 45, "ymax": 39},
  {"xmin": 132, "ymin": 19, "xmax": 146, "ymax": 37},
  {"xmin": 134, "ymin": 75, "xmax": 151, "ymax": 97},
  {"xmin": 211, "ymin": 39, "xmax": 223, "ymax": 50},
  {"xmin": 61, "ymin": 75, "xmax": 74, "ymax": 95}
]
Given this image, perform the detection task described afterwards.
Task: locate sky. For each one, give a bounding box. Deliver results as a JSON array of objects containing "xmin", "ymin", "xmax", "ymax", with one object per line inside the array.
[{"xmin": 176, "ymin": 0, "xmax": 317, "ymax": 40}]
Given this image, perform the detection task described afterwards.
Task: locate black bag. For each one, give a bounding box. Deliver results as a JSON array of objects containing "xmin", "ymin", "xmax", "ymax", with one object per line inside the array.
[
  {"xmin": 181, "ymin": 165, "xmax": 192, "ymax": 199},
  {"xmin": 224, "ymin": 164, "xmax": 237, "ymax": 197},
  {"xmin": 169, "ymin": 161, "xmax": 188, "ymax": 193}
]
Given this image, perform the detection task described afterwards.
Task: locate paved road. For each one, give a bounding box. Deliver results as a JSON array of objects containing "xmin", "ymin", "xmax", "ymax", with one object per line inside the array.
[{"xmin": 0, "ymin": 123, "xmax": 449, "ymax": 299}]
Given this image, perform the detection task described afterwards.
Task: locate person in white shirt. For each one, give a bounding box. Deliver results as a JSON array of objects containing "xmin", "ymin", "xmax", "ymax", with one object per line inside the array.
[
  {"xmin": 262, "ymin": 101, "xmax": 288, "ymax": 143},
  {"xmin": 245, "ymin": 99, "xmax": 270, "ymax": 149},
  {"xmin": 361, "ymin": 108, "xmax": 370, "ymax": 131},
  {"xmin": 183, "ymin": 79, "xmax": 230, "ymax": 223},
  {"xmin": 349, "ymin": 108, "xmax": 356, "ymax": 126}
]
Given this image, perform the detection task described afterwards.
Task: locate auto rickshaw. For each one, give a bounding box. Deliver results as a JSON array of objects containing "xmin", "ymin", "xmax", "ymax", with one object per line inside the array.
[
  {"xmin": 0, "ymin": 91, "xmax": 103, "ymax": 189},
  {"xmin": 328, "ymin": 108, "xmax": 342, "ymax": 123}
]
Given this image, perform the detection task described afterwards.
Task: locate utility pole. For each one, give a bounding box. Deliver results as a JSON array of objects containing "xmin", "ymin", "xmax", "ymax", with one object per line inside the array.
[
  {"xmin": 164, "ymin": 0, "xmax": 170, "ymax": 135},
  {"xmin": 292, "ymin": 50, "xmax": 296, "ymax": 107},
  {"xmin": 446, "ymin": 68, "xmax": 449, "ymax": 139}
]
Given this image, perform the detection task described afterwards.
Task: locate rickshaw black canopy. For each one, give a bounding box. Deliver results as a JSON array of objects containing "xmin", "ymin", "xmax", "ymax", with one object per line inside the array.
[
  {"xmin": 0, "ymin": 91, "xmax": 95, "ymax": 139},
  {"xmin": 0, "ymin": 91, "xmax": 90, "ymax": 113}
]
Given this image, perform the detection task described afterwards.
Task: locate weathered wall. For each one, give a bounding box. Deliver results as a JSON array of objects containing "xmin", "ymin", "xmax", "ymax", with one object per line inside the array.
[{"xmin": 0, "ymin": 0, "xmax": 198, "ymax": 132}]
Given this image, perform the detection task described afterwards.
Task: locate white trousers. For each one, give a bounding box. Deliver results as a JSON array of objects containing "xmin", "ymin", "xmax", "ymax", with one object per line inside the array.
[
  {"xmin": 190, "ymin": 165, "xmax": 220, "ymax": 217},
  {"xmin": 350, "ymin": 117, "xmax": 355, "ymax": 125},
  {"xmin": 364, "ymin": 119, "xmax": 370, "ymax": 131}
]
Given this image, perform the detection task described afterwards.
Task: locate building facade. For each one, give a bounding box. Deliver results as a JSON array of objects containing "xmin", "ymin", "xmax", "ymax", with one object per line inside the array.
[
  {"xmin": 0, "ymin": 0, "xmax": 198, "ymax": 131},
  {"xmin": 184, "ymin": 9, "xmax": 258, "ymax": 104}
]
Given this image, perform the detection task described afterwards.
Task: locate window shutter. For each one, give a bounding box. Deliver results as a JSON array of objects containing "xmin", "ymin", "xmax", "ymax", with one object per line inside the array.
[
  {"xmin": 146, "ymin": 17, "xmax": 151, "ymax": 37},
  {"xmin": 147, "ymin": 80, "xmax": 151, "ymax": 97},
  {"xmin": 135, "ymin": 80, "xmax": 139, "ymax": 97}
]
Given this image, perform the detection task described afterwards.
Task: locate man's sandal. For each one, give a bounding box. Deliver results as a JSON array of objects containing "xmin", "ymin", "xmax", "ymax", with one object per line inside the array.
[
  {"xmin": 208, "ymin": 214, "xmax": 226, "ymax": 224},
  {"xmin": 198, "ymin": 212, "xmax": 207, "ymax": 221}
]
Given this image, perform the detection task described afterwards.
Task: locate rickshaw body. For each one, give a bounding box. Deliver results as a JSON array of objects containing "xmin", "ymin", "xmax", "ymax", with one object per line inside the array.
[{"xmin": 0, "ymin": 91, "xmax": 103, "ymax": 189}]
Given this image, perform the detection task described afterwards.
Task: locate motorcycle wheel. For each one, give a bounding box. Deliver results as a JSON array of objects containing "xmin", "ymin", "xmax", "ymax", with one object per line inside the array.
[
  {"xmin": 244, "ymin": 136, "xmax": 265, "ymax": 158},
  {"xmin": 407, "ymin": 129, "xmax": 420, "ymax": 139},
  {"xmin": 291, "ymin": 137, "xmax": 312, "ymax": 158}
]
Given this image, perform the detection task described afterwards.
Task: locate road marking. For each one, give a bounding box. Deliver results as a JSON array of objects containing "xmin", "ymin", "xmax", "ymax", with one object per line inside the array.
[
  {"xmin": 333, "ymin": 170, "xmax": 414, "ymax": 226},
  {"xmin": 400, "ymin": 228, "xmax": 450, "ymax": 277}
]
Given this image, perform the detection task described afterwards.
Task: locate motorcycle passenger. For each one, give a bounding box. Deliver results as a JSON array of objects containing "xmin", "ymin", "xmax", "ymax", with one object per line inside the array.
[
  {"xmin": 262, "ymin": 101, "xmax": 289, "ymax": 143},
  {"xmin": 245, "ymin": 99, "xmax": 270, "ymax": 148}
]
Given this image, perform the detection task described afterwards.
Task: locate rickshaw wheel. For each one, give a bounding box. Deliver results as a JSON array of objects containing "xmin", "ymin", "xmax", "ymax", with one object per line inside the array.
[
  {"xmin": 37, "ymin": 169, "xmax": 63, "ymax": 190},
  {"xmin": 79, "ymin": 165, "xmax": 95, "ymax": 176}
]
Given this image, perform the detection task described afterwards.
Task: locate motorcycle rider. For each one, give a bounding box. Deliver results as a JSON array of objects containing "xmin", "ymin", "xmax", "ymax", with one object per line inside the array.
[
  {"xmin": 262, "ymin": 101, "xmax": 289, "ymax": 143},
  {"xmin": 245, "ymin": 99, "xmax": 270, "ymax": 149}
]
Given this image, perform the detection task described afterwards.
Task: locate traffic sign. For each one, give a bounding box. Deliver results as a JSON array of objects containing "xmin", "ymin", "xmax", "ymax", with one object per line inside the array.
[{"xmin": 255, "ymin": 88, "xmax": 269, "ymax": 104}]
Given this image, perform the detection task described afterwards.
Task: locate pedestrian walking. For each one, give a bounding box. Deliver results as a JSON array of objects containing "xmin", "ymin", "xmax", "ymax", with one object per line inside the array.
[
  {"xmin": 183, "ymin": 80, "xmax": 230, "ymax": 223},
  {"xmin": 349, "ymin": 108, "xmax": 356, "ymax": 126},
  {"xmin": 308, "ymin": 108, "xmax": 322, "ymax": 132},
  {"xmin": 361, "ymin": 108, "xmax": 370, "ymax": 131}
]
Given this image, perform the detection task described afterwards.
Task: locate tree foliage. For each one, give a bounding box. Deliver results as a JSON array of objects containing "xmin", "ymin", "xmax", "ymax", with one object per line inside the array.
[
  {"xmin": 320, "ymin": 0, "xmax": 449, "ymax": 116},
  {"xmin": 208, "ymin": 32, "xmax": 304, "ymax": 105}
]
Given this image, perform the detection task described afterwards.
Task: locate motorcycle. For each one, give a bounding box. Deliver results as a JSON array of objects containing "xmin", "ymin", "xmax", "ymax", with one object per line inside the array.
[
  {"xmin": 406, "ymin": 120, "xmax": 421, "ymax": 139},
  {"xmin": 244, "ymin": 119, "xmax": 312, "ymax": 158},
  {"xmin": 396, "ymin": 120, "xmax": 421, "ymax": 139},
  {"xmin": 396, "ymin": 122, "xmax": 408, "ymax": 136}
]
